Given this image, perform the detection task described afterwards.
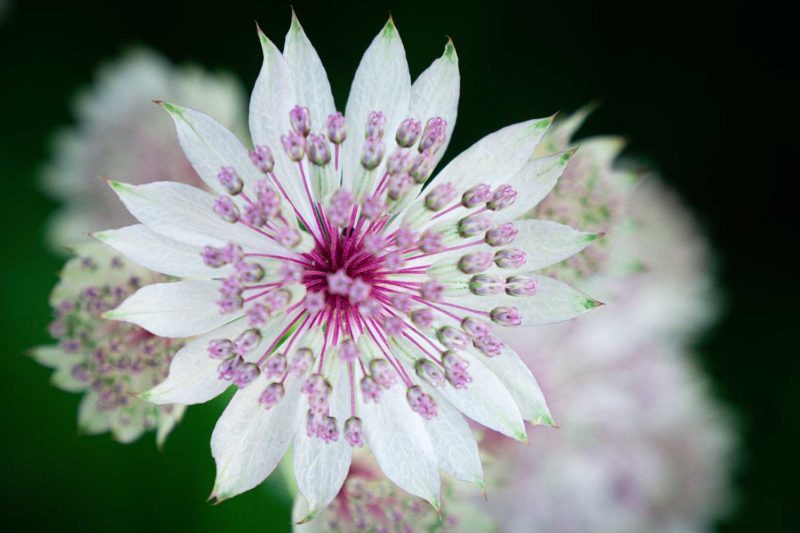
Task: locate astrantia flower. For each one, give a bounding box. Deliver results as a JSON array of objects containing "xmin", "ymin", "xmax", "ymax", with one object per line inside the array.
[
  {"xmin": 41, "ymin": 48, "xmax": 245, "ymax": 250},
  {"xmin": 97, "ymin": 15, "xmax": 601, "ymax": 514},
  {"xmin": 30, "ymin": 242, "xmax": 185, "ymax": 444}
]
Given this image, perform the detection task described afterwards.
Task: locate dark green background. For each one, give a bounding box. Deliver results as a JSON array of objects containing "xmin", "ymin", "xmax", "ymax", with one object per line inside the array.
[{"xmin": 1, "ymin": 0, "xmax": 796, "ymax": 531}]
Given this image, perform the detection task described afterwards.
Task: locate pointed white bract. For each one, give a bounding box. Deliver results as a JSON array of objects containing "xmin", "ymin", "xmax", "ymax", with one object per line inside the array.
[
  {"xmin": 31, "ymin": 242, "xmax": 185, "ymax": 445},
  {"xmin": 100, "ymin": 15, "xmax": 604, "ymax": 510}
]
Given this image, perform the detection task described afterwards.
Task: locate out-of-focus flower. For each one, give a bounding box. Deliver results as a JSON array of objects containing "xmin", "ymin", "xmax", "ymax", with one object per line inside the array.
[
  {"xmin": 30, "ymin": 242, "xmax": 185, "ymax": 444},
  {"xmin": 292, "ymin": 452, "xmax": 478, "ymax": 533},
  {"xmin": 98, "ymin": 14, "xmax": 604, "ymax": 515},
  {"xmin": 41, "ymin": 48, "xmax": 246, "ymax": 250}
]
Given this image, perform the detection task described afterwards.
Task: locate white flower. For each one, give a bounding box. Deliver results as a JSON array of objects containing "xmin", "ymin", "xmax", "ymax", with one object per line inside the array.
[
  {"xmin": 41, "ymin": 48, "xmax": 246, "ymax": 250},
  {"xmin": 29, "ymin": 242, "xmax": 185, "ymax": 445},
  {"xmin": 98, "ymin": 15, "xmax": 602, "ymax": 515}
]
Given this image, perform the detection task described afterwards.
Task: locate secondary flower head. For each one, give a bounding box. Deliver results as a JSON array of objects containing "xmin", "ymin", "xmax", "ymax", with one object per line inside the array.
[
  {"xmin": 99, "ymin": 14, "xmax": 602, "ymax": 515},
  {"xmin": 30, "ymin": 242, "xmax": 185, "ymax": 445},
  {"xmin": 41, "ymin": 48, "xmax": 246, "ymax": 250},
  {"xmin": 293, "ymin": 452, "xmax": 467, "ymax": 532}
]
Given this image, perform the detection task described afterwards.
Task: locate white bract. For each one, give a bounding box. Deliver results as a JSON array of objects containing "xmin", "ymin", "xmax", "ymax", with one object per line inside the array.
[{"xmin": 98, "ymin": 15, "xmax": 602, "ymax": 516}]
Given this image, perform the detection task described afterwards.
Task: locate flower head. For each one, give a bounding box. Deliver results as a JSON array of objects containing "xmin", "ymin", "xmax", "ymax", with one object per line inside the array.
[
  {"xmin": 30, "ymin": 243, "xmax": 185, "ymax": 445},
  {"xmin": 41, "ymin": 48, "xmax": 246, "ymax": 251},
  {"xmin": 99, "ymin": 15, "xmax": 602, "ymax": 513}
]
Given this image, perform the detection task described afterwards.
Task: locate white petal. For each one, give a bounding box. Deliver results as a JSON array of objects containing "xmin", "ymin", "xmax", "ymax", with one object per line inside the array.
[
  {"xmin": 105, "ymin": 279, "xmax": 235, "ymax": 338},
  {"xmin": 360, "ymin": 382, "xmax": 440, "ymax": 508},
  {"xmin": 342, "ymin": 19, "xmax": 411, "ymax": 193},
  {"xmin": 156, "ymin": 404, "xmax": 186, "ymax": 447},
  {"xmin": 77, "ymin": 392, "xmax": 111, "ymax": 434},
  {"xmin": 506, "ymin": 219, "xmax": 601, "ymax": 272},
  {"xmin": 94, "ymin": 224, "xmax": 233, "ymax": 279},
  {"xmin": 430, "ymin": 117, "xmax": 554, "ymax": 194},
  {"xmin": 481, "ymin": 345, "xmax": 553, "ymax": 425},
  {"xmin": 29, "ymin": 345, "xmax": 78, "ymax": 369},
  {"xmin": 141, "ymin": 320, "xmax": 248, "ymax": 405},
  {"xmin": 423, "ymin": 392, "xmax": 483, "ymax": 487},
  {"xmin": 535, "ymin": 104, "xmax": 596, "ymax": 155},
  {"xmin": 292, "ymin": 364, "xmax": 353, "ymax": 521},
  {"xmin": 452, "ymin": 274, "xmax": 601, "ymax": 326},
  {"xmin": 492, "ymin": 150, "xmax": 575, "ymax": 224},
  {"xmin": 283, "ymin": 13, "xmax": 336, "ymax": 133},
  {"xmin": 409, "ymin": 39, "xmax": 460, "ymax": 170},
  {"xmin": 161, "ymin": 102, "xmax": 263, "ymax": 195},
  {"xmin": 211, "ymin": 374, "xmax": 303, "ymax": 501},
  {"xmin": 391, "ymin": 337, "xmax": 525, "ymax": 441},
  {"xmin": 109, "ymin": 180, "xmax": 282, "ymax": 253},
  {"xmin": 250, "ymin": 30, "xmax": 316, "ymax": 227},
  {"xmin": 110, "ymin": 408, "xmax": 146, "ymax": 443},
  {"xmin": 52, "ymin": 366, "xmax": 87, "ymax": 393}
]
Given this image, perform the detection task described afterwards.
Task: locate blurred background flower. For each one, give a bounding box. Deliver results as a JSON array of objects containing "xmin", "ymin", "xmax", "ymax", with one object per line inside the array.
[
  {"xmin": 30, "ymin": 242, "xmax": 185, "ymax": 444},
  {"xmin": 41, "ymin": 48, "xmax": 246, "ymax": 250}
]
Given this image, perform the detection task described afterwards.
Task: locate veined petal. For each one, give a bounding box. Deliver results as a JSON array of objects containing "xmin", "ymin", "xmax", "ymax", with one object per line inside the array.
[
  {"xmin": 141, "ymin": 320, "xmax": 248, "ymax": 405},
  {"xmin": 360, "ymin": 382, "xmax": 440, "ymax": 508},
  {"xmin": 283, "ymin": 12, "xmax": 336, "ymax": 135},
  {"xmin": 342, "ymin": 19, "xmax": 411, "ymax": 193},
  {"xmin": 506, "ymin": 219, "xmax": 601, "ymax": 272},
  {"xmin": 481, "ymin": 344, "xmax": 553, "ymax": 425},
  {"xmin": 535, "ymin": 103, "xmax": 596, "ymax": 155},
  {"xmin": 429, "ymin": 116, "xmax": 554, "ymax": 194},
  {"xmin": 409, "ymin": 38, "xmax": 460, "ymax": 169},
  {"xmin": 250, "ymin": 29, "xmax": 316, "ymax": 226},
  {"xmin": 391, "ymin": 337, "xmax": 525, "ymax": 441},
  {"xmin": 492, "ymin": 150, "xmax": 576, "ymax": 224},
  {"xmin": 423, "ymin": 391, "xmax": 484, "ymax": 487},
  {"xmin": 94, "ymin": 224, "xmax": 233, "ymax": 279},
  {"xmin": 452, "ymin": 274, "xmax": 601, "ymax": 326},
  {"xmin": 211, "ymin": 374, "xmax": 303, "ymax": 501},
  {"xmin": 160, "ymin": 102, "xmax": 263, "ymax": 195},
  {"xmin": 387, "ymin": 39, "xmax": 460, "ymax": 218},
  {"xmin": 105, "ymin": 279, "xmax": 235, "ymax": 338},
  {"xmin": 293, "ymin": 364, "xmax": 352, "ymax": 522},
  {"xmin": 108, "ymin": 180, "xmax": 283, "ymax": 253}
]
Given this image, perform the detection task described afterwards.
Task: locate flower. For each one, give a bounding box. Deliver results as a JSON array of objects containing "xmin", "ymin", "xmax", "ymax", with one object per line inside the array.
[
  {"xmin": 97, "ymin": 15, "xmax": 602, "ymax": 514},
  {"xmin": 41, "ymin": 48, "xmax": 246, "ymax": 250},
  {"xmin": 29, "ymin": 242, "xmax": 185, "ymax": 445}
]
